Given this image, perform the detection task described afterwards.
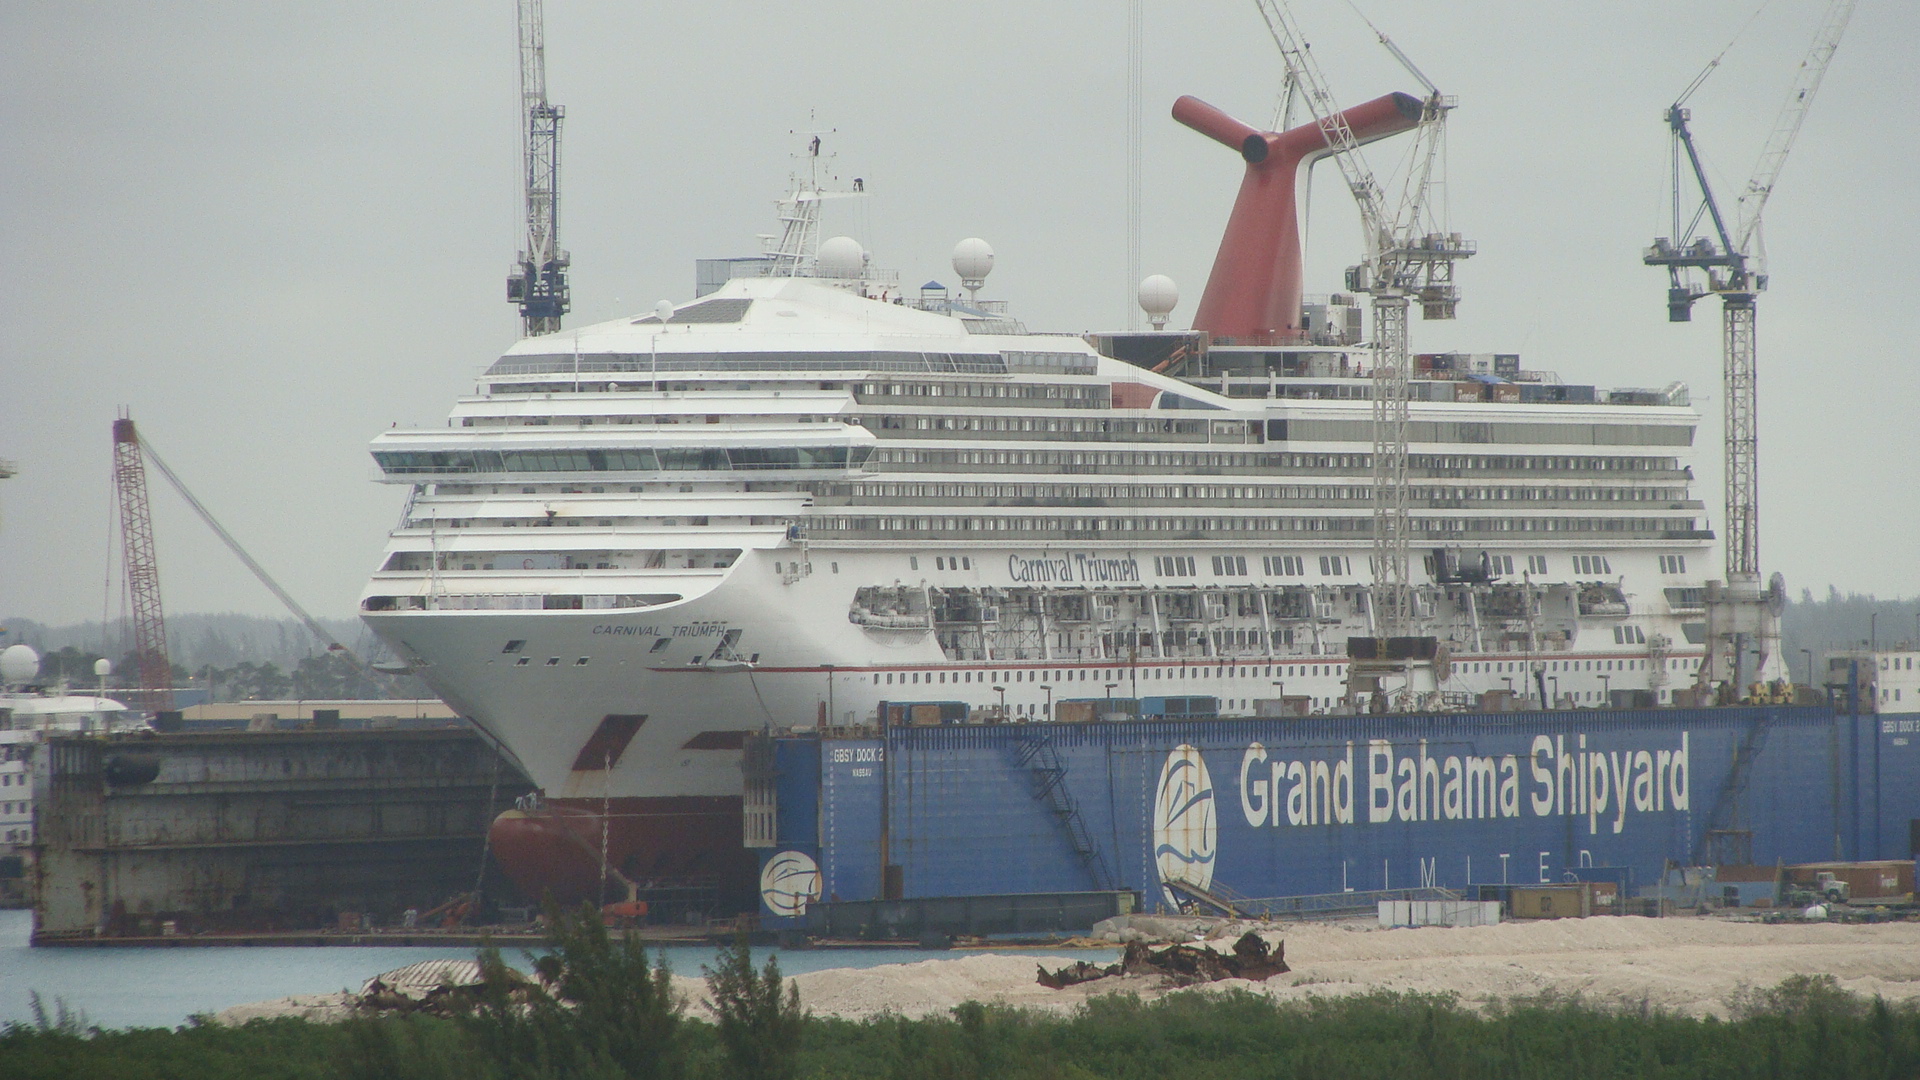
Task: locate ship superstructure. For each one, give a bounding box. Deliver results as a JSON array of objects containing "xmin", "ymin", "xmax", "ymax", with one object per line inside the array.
[
  {"xmin": 358, "ymin": 217, "xmax": 1713, "ymax": 905},
  {"xmin": 354, "ymin": 66, "xmax": 1736, "ymax": 908}
]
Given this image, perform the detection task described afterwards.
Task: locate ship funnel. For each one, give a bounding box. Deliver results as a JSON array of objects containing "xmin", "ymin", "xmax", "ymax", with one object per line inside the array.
[{"xmin": 1173, "ymin": 92, "xmax": 1422, "ymax": 344}]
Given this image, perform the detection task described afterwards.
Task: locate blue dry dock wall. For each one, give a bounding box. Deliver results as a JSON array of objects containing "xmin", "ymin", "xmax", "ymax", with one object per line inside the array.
[
  {"xmin": 765, "ymin": 738, "xmax": 886, "ymax": 911},
  {"xmin": 757, "ymin": 707, "xmax": 1867, "ymax": 919},
  {"xmin": 1865, "ymin": 710, "xmax": 1920, "ymax": 861}
]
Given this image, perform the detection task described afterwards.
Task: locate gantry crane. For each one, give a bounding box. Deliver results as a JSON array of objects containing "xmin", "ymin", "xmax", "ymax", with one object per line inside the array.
[
  {"xmin": 506, "ymin": 0, "xmax": 569, "ymax": 336},
  {"xmin": 1249, "ymin": 1, "xmax": 1471, "ymax": 706},
  {"xmin": 1645, "ymin": 0, "xmax": 1854, "ymax": 695}
]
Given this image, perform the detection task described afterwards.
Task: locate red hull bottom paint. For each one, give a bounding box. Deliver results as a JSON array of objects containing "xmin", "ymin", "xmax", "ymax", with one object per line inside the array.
[{"xmin": 487, "ymin": 795, "xmax": 758, "ymax": 912}]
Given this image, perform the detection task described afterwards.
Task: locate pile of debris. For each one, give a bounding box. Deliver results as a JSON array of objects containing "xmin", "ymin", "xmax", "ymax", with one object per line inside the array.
[
  {"xmin": 1038, "ymin": 932, "xmax": 1288, "ymax": 989},
  {"xmin": 355, "ymin": 959, "xmax": 534, "ymax": 1017}
]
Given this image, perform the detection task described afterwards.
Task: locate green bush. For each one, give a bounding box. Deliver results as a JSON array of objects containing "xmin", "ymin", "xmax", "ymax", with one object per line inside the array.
[
  {"xmin": 448, "ymin": 901, "xmax": 686, "ymax": 1080},
  {"xmin": 704, "ymin": 932, "xmax": 806, "ymax": 1080},
  {"xmin": 6, "ymin": 953, "xmax": 1919, "ymax": 1080}
]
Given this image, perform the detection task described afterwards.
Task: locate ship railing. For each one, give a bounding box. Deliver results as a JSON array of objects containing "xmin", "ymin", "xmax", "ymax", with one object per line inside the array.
[{"xmin": 484, "ymin": 352, "xmax": 1011, "ymax": 378}]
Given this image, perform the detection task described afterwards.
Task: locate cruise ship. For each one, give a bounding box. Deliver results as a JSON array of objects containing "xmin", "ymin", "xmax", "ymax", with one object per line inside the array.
[{"xmin": 360, "ymin": 102, "xmax": 1718, "ymax": 908}]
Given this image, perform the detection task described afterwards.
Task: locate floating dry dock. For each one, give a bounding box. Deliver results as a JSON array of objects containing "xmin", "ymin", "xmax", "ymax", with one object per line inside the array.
[
  {"xmin": 751, "ymin": 704, "xmax": 1919, "ymax": 925},
  {"xmin": 32, "ymin": 728, "xmax": 531, "ymax": 943}
]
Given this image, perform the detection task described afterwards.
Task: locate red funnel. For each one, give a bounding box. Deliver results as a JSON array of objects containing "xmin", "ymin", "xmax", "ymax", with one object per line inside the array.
[{"xmin": 1175, "ymin": 92, "xmax": 1423, "ymax": 343}]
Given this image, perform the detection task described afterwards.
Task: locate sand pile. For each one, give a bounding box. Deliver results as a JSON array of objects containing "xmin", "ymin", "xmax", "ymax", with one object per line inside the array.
[
  {"xmin": 217, "ymin": 916, "xmax": 1920, "ymax": 1025},
  {"xmin": 772, "ymin": 917, "xmax": 1920, "ymax": 1021}
]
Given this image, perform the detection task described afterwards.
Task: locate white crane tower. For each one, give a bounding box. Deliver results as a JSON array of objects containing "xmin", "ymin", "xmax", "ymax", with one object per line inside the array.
[
  {"xmin": 1251, "ymin": 1, "xmax": 1471, "ymax": 705},
  {"xmin": 1645, "ymin": 0, "xmax": 1855, "ymax": 697},
  {"xmin": 506, "ymin": 0, "xmax": 570, "ymax": 337}
]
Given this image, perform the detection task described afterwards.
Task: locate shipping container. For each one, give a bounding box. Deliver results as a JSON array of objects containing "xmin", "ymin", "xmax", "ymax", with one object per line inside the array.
[
  {"xmin": 1785, "ymin": 860, "xmax": 1915, "ymax": 901},
  {"xmin": 1510, "ymin": 886, "xmax": 1591, "ymax": 919}
]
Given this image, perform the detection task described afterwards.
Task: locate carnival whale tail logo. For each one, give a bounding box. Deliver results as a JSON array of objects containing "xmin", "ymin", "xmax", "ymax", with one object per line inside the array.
[{"xmin": 1152, "ymin": 744, "xmax": 1217, "ymax": 911}]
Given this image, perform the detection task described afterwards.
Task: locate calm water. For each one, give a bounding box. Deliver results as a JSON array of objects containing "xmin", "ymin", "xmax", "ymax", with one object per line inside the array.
[{"xmin": 0, "ymin": 911, "xmax": 1113, "ymax": 1031}]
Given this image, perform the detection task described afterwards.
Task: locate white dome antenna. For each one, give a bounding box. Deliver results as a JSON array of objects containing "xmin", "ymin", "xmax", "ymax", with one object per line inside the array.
[
  {"xmin": 952, "ymin": 238, "xmax": 994, "ymax": 302},
  {"xmin": 1, "ymin": 644, "xmax": 41, "ymax": 688},
  {"xmin": 816, "ymin": 236, "xmax": 865, "ymax": 279},
  {"xmin": 654, "ymin": 299, "xmax": 674, "ymax": 322},
  {"xmin": 1138, "ymin": 274, "xmax": 1179, "ymax": 330}
]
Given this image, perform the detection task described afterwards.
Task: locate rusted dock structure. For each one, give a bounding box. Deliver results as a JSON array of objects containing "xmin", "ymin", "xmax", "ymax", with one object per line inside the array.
[{"xmin": 33, "ymin": 728, "xmax": 531, "ymax": 943}]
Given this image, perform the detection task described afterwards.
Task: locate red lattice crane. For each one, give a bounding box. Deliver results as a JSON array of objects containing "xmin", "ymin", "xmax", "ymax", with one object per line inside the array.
[{"xmin": 112, "ymin": 413, "xmax": 173, "ymax": 713}]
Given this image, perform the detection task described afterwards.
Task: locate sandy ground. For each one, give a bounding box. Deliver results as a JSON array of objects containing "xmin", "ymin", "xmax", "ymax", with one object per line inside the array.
[
  {"xmin": 767, "ymin": 917, "xmax": 1920, "ymax": 1021},
  {"xmin": 216, "ymin": 915, "xmax": 1920, "ymax": 1025}
]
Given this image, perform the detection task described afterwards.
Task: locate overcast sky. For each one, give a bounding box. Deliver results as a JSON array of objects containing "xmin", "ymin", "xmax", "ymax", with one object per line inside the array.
[{"xmin": 2, "ymin": 1, "xmax": 1914, "ymax": 627}]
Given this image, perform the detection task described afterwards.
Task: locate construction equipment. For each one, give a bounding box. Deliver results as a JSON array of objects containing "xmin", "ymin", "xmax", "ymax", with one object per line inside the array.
[
  {"xmin": 1645, "ymin": 0, "xmax": 1855, "ymax": 693},
  {"xmin": 135, "ymin": 433, "xmax": 389, "ymax": 690},
  {"xmin": 1249, "ymin": 2, "xmax": 1470, "ymax": 645},
  {"xmin": 505, "ymin": 0, "xmax": 570, "ymax": 336},
  {"xmin": 1783, "ymin": 871, "xmax": 1850, "ymax": 907},
  {"xmin": 110, "ymin": 414, "xmax": 173, "ymax": 713},
  {"xmin": 113, "ymin": 416, "xmax": 395, "ymax": 696},
  {"xmin": 1243, "ymin": 2, "xmax": 1468, "ymax": 709},
  {"xmin": 419, "ymin": 891, "xmax": 479, "ymax": 929}
]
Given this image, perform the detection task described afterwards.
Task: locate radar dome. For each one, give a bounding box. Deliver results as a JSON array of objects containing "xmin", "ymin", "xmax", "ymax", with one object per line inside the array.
[
  {"xmin": 1137, "ymin": 274, "xmax": 1179, "ymax": 329},
  {"xmin": 951, "ymin": 239, "xmax": 995, "ymax": 296},
  {"xmin": 1, "ymin": 644, "xmax": 41, "ymax": 686},
  {"xmin": 94, "ymin": 658, "xmax": 113, "ymax": 678},
  {"xmin": 816, "ymin": 236, "xmax": 865, "ymax": 278}
]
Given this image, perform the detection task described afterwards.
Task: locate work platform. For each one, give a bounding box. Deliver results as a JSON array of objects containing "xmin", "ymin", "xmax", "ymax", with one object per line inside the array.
[{"xmin": 33, "ymin": 728, "xmax": 532, "ymax": 943}]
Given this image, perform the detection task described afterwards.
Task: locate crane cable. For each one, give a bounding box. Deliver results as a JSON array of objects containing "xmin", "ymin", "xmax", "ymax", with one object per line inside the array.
[
  {"xmin": 136, "ymin": 435, "xmax": 396, "ymax": 696},
  {"xmin": 1676, "ymin": 0, "xmax": 1776, "ymax": 107}
]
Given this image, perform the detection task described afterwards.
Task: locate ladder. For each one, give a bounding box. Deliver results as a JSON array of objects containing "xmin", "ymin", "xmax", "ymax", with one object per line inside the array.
[
  {"xmin": 1013, "ymin": 732, "xmax": 1118, "ymax": 892},
  {"xmin": 1691, "ymin": 709, "xmax": 1773, "ymax": 864}
]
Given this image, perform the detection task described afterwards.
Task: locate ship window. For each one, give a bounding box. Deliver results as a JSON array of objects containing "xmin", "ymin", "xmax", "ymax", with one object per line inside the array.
[
  {"xmin": 575, "ymin": 657, "xmax": 589, "ymax": 666},
  {"xmin": 546, "ymin": 657, "xmax": 561, "ymax": 666},
  {"xmin": 502, "ymin": 640, "xmax": 526, "ymax": 654},
  {"xmin": 649, "ymin": 638, "xmax": 671, "ymax": 653},
  {"xmin": 515, "ymin": 657, "xmax": 531, "ymax": 666}
]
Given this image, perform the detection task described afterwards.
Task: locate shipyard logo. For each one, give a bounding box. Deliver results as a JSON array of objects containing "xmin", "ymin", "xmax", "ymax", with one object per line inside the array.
[
  {"xmin": 1152, "ymin": 745, "xmax": 1217, "ymax": 912},
  {"xmin": 760, "ymin": 850, "xmax": 822, "ymax": 918}
]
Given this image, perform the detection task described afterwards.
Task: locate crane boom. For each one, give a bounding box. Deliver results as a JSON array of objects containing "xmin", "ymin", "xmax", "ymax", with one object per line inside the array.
[
  {"xmin": 1251, "ymin": 0, "xmax": 1390, "ymax": 260},
  {"xmin": 1645, "ymin": 0, "xmax": 1853, "ymax": 695},
  {"xmin": 1248, "ymin": 0, "xmax": 1470, "ymax": 651},
  {"xmin": 111, "ymin": 415, "xmax": 173, "ymax": 713},
  {"xmin": 507, "ymin": 0, "xmax": 569, "ymax": 336},
  {"xmin": 137, "ymin": 435, "xmax": 392, "ymax": 693},
  {"xmin": 1734, "ymin": 0, "xmax": 1856, "ymax": 257}
]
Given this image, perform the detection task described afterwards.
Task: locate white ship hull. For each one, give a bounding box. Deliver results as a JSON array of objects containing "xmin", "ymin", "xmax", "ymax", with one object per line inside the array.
[{"xmin": 367, "ymin": 542, "xmax": 1709, "ymax": 802}]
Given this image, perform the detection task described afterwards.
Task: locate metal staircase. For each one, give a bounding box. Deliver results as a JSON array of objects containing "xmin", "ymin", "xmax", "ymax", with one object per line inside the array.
[
  {"xmin": 1691, "ymin": 709, "xmax": 1773, "ymax": 864},
  {"xmin": 1012, "ymin": 732, "xmax": 1118, "ymax": 891}
]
